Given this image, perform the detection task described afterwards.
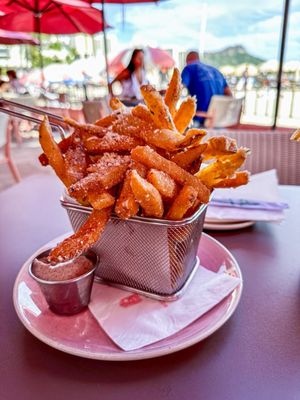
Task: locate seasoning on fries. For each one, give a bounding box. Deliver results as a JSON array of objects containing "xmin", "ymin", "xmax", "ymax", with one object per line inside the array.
[{"xmin": 38, "ymin": 67, "xmax": 250, "ymax": 262}]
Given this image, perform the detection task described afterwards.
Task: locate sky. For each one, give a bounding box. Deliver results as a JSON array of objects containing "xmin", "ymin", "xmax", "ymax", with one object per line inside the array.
[{"xmin": 100, "ymin": 0, "xmax": 300, "ymax": 61}]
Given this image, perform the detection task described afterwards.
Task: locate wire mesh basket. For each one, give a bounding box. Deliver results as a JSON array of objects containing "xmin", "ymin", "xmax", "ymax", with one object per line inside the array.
[{"xmin": 60, "ymin": 194, "xmax": 207, "ymax": 301}]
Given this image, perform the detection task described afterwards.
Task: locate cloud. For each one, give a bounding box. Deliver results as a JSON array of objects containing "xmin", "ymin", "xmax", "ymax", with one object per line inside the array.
[{"xmin": 103, "ymin": 0, "xmax": 300, "ymax": 61}]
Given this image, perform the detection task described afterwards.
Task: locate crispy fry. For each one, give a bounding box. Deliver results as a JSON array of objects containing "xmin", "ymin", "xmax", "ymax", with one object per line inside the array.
[
  {"xmin": 115, "ymin": 172, "xmax": 139, "ymax": 219},
  {"xmin": 196, "ymin": 149, "xmax": 248, "ymax": 187},
  {"xmin": 166, "ymin": 185, "xmax": 198, "ymax": 220},
  {"xmin": 213, "ymin": 171, "xmax": 250, "ymax": 188},
  {"xmin": 114, "ymin": 161, "xmax": 147, "ymax": 220},
  {"xmin": 174, "ymin": 97, "xmax": 196, "ymax": 133},
  {"xmin": 110, "ymin": 97, "xmax": 126, "ymax": 111},
  {"xmin": 202, "ymin": 136, "xmax": 238, "ymax": 160},
  {"xmin": 130, "ymin": 170, "xmax": 164, "ymax": 218},
  {"xmin": 140, "ymin": 84, "xmax": 175, "ymax": 130},
  {"xmin": 147, "ymin": 169, "xmax": 177, "ymax": 201},
  {"xmin": 39, "ymin": 116, "xmax": 70, "ymax": 187},
  {"xmin": 88, "ymin": 191, "xmax": 115, "ymax": 209},
  {"xmin": 64, "ymin": 142, "xmax": 87, "ymax": 185},
  {"xmin": 69, "ymin": 153, "xmax": 130, "ymax": 202},
  {"xmin": 290, "ymin": 129, "xmax": 300, "ymax": 141},
  {"xmin": 49, "ymin": 208, "xmax": 111, "ymax": 262},
  {"xmin": 64, "ymin": 117, "xmax": 107, "ymax": 137},
  {"xmin": 94, "ymin": 113, "xmax": 118, "ymax": 127},
  {"xmin": 83, "ymin": 132, "xmax": 143, "ymax": 154},
  {"xmin": 111, "ymin": 111, "xmax": 182, "ymax": 151},
  {"xmin": 171, "ymin": 143, "xmax": 207, "ymax": 170},
  {"xmin": 132, "ymin": 104, "xmax": 155, "ymax": 124},
  {"xmin": 39, "ymin": 133, "xmax": 75, "ymax": 167},
  {"xmin": 164, "ymin": 68, "xmax": 181, "ymax": 117},
  {"xmin": 131, "ymin": 146, "xmax": 210, "ymax": 203},
  {"xmin": 178, "ymin": 128, "xmax": 207, "ymax": 148}
]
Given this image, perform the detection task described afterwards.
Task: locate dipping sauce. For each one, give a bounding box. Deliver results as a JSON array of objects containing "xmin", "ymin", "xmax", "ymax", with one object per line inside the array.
[{"xmin": 32, "ymin": 255, "xmax": 94, "ymax": 282}]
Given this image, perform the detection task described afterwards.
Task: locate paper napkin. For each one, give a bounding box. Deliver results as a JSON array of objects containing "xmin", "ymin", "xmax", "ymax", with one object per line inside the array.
[
  {"xmin": 88, "ymin": 266, "xmax": 240, "ymax": 351},
  {"xmin": 206, "ymin": 169, "xmax": 286, "ymax": 222}
]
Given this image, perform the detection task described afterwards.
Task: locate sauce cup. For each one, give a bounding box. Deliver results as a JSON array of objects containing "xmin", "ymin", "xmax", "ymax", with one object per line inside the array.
[{"xmin": 29, "ymin": 249, "xmax": 98, "ymax": 315}]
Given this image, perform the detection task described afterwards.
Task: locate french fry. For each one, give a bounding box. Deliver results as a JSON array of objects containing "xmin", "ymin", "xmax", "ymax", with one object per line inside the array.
[
  {"xmin": 196, "ymin": 149, "xmax": 248, "ymax": 187},
  {"xmin": 39, "ymin": 132, "xmax": 75, "ymax": 167},
  {"xmin": 174, "ymin": 97, "xmax": 196, "ymax": 133},
  {"xmin": 111, "ymin": 112, "xmax": 182, "ymax": 151},
  {"xmin": 49, "ymin": 208, "xmax": 111, "ymax": 262},
  {"xmin": 69, "ymin": 154, "xmax": 130, "ymax": 202},
  {"xmin": 94, "ymin": 113, "xmax": 118, "ymax": 127},
  {"xmin": 64, "ymin": 117, "xmax": 106, "ymax": 137},
  {"xmin": 64, "ymin": 142, "xmax": 87, "ymax": 185},
  {"xmin": 171, "ymin": 143, "xmax": 207, "ymax": 170},
  {"xmin": 140, "ymin": 84, "xmax": 175, "ymax": 130},
  {"xmin": 114, "ymin": 160, "xmax": 147, "ymax": 219},
  {"xmin": 130, "ymin": 170, "xmax": 164, "ymax": 218},
  {"xmin": 132, "ymin": 104, "xmax": 155, "ymax": 124},
  {"xmin": 147, "ymin": 169, "xmax": 178, "ymax": 201},
  {"xmin": 177, "ymin": 128, "xmax": 207, "ymax": 148},
  {"xmin": 83, "ymin": 132, "xmax": 143, "ymax": 154},
  {"xmin": 131, "ymin": 146, "xmax": 210, "ymax": 203},
  {"xmin": 110, "ymin": 97, "xmax": 126, "ymax": 111},
  {"xmin": 39, "ymin": 116, "xmax": 70, "ymax": 187},
  {"xmin": 213, "ymin": 171, "xmax": 250, "ymax": 188},
  {"xmin": 88, "ymin": 191, "xmax": 115, "ymax": 210},
  {"xmin": 290, "ymin": 129, "xmax": 300, "ymax": 141},
  {"xmin": 164, "ymin": 68, "xmax": 181, "ymax": 117},
  {"xmin": 202, "ymin": 136, "xmax": 238, "ymax": 160},
  {"xmin": 166, "ymin": 185, "xmax": 198, "ymax": 220}
]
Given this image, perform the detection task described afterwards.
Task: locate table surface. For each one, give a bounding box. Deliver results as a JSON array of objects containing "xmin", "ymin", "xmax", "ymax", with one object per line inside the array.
[{"xmin": 1, "ymin": 175, "xmax": 300, "ymax": 400}]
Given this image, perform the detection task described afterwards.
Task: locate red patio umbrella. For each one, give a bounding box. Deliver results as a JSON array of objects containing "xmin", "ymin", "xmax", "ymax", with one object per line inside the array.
[
  {"xmin": 109, "ymin": 46, "xmax": 175, "ymax": 76},
  {"xmin": 0, "ymin": 29, "xmax": 39, "ymax": 45},
  {"xmin": 0, "ymin": 0, "xmax": 108, "ymax": 69}
]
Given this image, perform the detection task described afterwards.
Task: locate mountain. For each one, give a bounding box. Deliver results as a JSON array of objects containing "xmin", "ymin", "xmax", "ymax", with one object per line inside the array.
[{"xmin": 203, "ymin": 45, "xmax": 264, "ymax": 67}]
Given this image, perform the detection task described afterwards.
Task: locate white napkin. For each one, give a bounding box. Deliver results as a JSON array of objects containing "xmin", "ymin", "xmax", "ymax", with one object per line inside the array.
[
  {"xmin": 89, "ymin": 266, "xmax": 240, "ymax": 351},
  {"xmin": 206, "ymin": 169, "xmax": 285, "ymax": 222}
]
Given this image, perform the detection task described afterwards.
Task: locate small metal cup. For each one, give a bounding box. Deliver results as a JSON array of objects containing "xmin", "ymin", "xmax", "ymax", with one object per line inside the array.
[{"xmin": 29, "ymin": 249, "xmax": 98, "ymax": 315}]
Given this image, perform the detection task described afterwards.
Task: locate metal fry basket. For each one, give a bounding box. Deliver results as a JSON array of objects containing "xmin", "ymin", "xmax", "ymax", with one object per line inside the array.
[{"xmin": 61, "ymin": 194, "xmax": 207, "ymax": 301}]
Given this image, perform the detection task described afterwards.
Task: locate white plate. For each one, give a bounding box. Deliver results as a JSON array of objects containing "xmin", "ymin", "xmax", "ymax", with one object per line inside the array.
[
  {"xmin": 13, "ymin": 233, "xmax": 242, "ymax": 361},
  {"xmin": 204, "ymin": 220, "xmax": 255, "ymax": 231}
]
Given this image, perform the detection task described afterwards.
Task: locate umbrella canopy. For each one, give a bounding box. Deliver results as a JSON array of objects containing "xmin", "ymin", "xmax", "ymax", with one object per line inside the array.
[
  {"xmin": 0, "ymin": 29, "xmax": 39, "ymax": 45},
  {"xmin": 109, "ymin": 47, "xmax": 175, "ymax": 76},
  {"xmin": 259, "ymin": 60, "xmax": 279, "ymax": 73},
  {"xmin": 220, "ymin": 65, "xmax": 235, "ymax": 75},
  {"xmin": 0, "ymin": 0, "xmax": 107, "ymax": 35},
  {"xmin": 235, "ymin": 63, "xmax": 258, "ymax": 77}
]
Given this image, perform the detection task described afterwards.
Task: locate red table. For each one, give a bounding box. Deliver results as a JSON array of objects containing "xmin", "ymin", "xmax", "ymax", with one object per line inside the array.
[{"xmin": 1, "ymin": 175, "xmax": 300, "ymax": 400}]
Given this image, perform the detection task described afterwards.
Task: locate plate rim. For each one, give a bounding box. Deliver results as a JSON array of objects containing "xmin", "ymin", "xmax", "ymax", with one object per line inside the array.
[
  {"xmin": 204, "ymin": 221, "xmax": 255, "ymax": 231},
  {"xmin": 13, "ymin": 233, "xmax": 243, "ymax": 361}
]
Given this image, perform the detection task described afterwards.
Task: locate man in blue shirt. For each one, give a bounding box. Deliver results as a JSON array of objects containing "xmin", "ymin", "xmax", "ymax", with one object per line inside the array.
[{"xmin": 181, "ymin": 51, "xmax": 232, "ymax": 125}]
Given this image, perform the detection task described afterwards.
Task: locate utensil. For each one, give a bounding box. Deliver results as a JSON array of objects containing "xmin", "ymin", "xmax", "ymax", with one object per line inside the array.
[{"xmin": 0, "ymin": 97, "xmax": 66, "ymax": 139}]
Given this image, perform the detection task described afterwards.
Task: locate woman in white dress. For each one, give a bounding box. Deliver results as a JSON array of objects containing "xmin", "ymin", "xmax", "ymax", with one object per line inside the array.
[{"xmin": 109, "ymin": 49, "xmax": 148, "ymax": 104}]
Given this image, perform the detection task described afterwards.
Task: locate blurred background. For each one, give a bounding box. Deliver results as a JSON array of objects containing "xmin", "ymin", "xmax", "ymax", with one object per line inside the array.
[{"xmin": 0, "ymin": 0, "xmax": 299, "ymax": 129}]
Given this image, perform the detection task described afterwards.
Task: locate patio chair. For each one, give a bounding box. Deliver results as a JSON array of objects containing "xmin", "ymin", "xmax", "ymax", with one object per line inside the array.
[
  {"xmin": 196, "ymin": 95, "xmax": 243, "ymax": 129},
  {"xmin": 82, "ymin": 98, "xmax": 110, "ymax": 124},
  {"xmin": 205, "ymin": 128, "xmax": 300, "ymax": 185},
  {"xmin": 0, "ymin": 113, "xmax": 21, "ymax": 183}
]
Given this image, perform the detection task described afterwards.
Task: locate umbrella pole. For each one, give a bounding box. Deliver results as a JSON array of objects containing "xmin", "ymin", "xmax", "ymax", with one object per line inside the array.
[
  {"xmin": 101, "ymin": 0, "xmax": 112, "ymax": 95},
  {"xmin": 272, "ymin": 0, "xmax": 290, "ymax": 129},
  {"xmin": 34, "ymin": 11, "xmax": 44, "ymax": 83}
]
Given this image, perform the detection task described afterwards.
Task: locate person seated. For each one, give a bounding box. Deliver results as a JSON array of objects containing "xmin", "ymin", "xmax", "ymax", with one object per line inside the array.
[
  {"xmin": 109, "ymin": 49, "xmax": 148, "ymax": 104},
  {"xmin": 6, "ymin": 70, "xmax": 25, "ymax": 94},
  {"xmin": 181, "ymin": 51, "xmax": 232, "ymax": 126}
]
